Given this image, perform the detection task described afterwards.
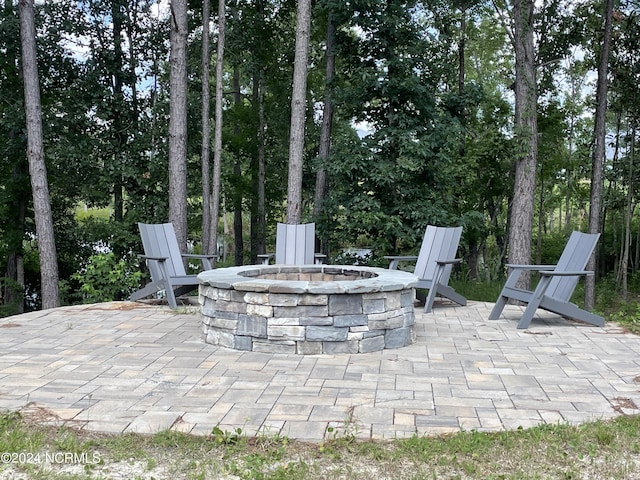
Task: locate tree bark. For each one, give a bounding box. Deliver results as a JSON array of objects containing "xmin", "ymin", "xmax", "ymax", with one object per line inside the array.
[
  {"xmin": 168, "ymin": 0, "xmax": 189, "ymax": 250},
  {"xmin": 507, "ymin": 0, "xmax": 537, "ymax": 290},
  {"xmin": 19, "ymin": 0, "xmax": 60, "ymax": 309},
  {"xmin": 232, "ymin": 65, "xmax": 244, "ymax": 265},
  {"xmin": 112, "ymin": 0, "xmax": 126, "ymax": 223},
  {"xmin": 201, "ymin": 0, "xmax": 212, "ymax": 253},
  {"xmin": 585, "ymin": 0, "xmax": 613, "ymax": 311},
  {"xmin": 618, "ymin": 118, "xmax": 635, "ymax": 300},
  {"xmin": 4, "ymin": 198, "xmax": 26, "ymax": 313},
  {"xmin": 250, "ymin": 71, "xmax": 266, "ymax": 262},
  {"xmin": 208, "ymin": 0, "xmax": 225, "ymax": 257},
  {"xmin": 313, "ymin": 12, "xmax": 336, "ymax": 254},
  {"xmin": 286, "ymin": 0, "xmax": 312, "ymax": 224}
]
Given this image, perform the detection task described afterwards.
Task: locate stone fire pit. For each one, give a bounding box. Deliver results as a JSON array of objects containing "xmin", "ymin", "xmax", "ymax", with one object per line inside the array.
[{"xmin": 198, "ymin": 265, "xmax": 418, "ymax": 354}]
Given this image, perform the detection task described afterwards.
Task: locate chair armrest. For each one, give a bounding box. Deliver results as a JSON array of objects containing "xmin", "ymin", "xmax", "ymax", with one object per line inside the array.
[
  {"xmin": 436, "ymin": 258, "xmax": 462, "ymax": 265},
  {"xmin": 539, "ymin": 270, "xmax": 594, "ymax": 277},
  {"xmin": 505, "ymin": 264, "xmax": 557, "ymax": 271},
  {"xmin": 182, "ymin": 253, "xmax": 217, "ymax": 270},
  {"xmin": 137, "ymin": 254, "xmax": 171, "ymax": 281},
  {"xmin": 384, "ymin": 255, "xmax": 418, "ymax": 270},
  {"xmin": 138, "ymin": 254, "xmax": 168, "ymax": 262},
  {"xmin": 182, "ymin": 253, "xmax": 218, "ymax": 260},
  {"xmin": 314, "ymin": 253, "xmax": 327, "ymax": 264},
  {"xmin": 257, "ymin": 253, "xmax": 275, "ymax": 265}
]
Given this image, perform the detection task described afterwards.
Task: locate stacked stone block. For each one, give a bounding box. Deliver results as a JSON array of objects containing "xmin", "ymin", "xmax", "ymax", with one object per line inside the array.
[{"xmin": 198, "ymin": 265, "xmax": 418, "ymax": 354}]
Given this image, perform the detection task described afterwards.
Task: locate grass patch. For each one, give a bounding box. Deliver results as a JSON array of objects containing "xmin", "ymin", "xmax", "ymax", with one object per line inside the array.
[
  {"xmin": 449, "ymin": 278, "xmax": 504, "ymax": 303},
  {"xmin": 1, "ymin": 412, "xmax": 639, "ymax": 479}
]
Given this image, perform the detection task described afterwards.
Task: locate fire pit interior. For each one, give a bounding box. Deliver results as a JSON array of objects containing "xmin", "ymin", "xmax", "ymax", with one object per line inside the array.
[{"xmin": 198, "ymin": 265, "xmax": 417, "ymax": 354}]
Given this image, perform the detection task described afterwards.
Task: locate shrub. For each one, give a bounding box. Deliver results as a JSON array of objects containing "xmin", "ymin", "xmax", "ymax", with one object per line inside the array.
[{"xmin": 71, "ymin": 252, "xmax": 142, "ymax": 304}]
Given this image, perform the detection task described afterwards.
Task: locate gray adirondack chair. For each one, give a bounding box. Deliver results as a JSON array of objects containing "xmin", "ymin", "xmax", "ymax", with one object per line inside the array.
[
  {"xmin": 130, "ymin": 222, "xmax": 217, "ymax": 308},
  {"xmin": 258, "ymin": 223, "xmax": 326, "ymax": 264},
  {"xmin": 489, "ymin": 231, "xmax": 605, "ymax": 329},
  {"xmin": 385, "ymin": 225, "xmax": 467, "ymax": 313}
]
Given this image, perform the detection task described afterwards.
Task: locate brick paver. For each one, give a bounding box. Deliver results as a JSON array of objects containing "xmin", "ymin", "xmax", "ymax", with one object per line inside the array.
[{"xmin": 1, "ymin": 300, "xmax": 639, "ymax": 441}]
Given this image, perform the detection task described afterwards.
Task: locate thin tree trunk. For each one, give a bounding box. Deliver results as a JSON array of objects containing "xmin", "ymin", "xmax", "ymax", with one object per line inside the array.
[
  {"xmin": 257, "ymin": 73, "xmax": 266, "ymax": 255},
  {"xmin": 635, "ymin": 212, "xmax": 640, "ymax": 273},
  {"xmin": 585, "ymin": 0, "xmax": 614, "ymax": 311},
  {"xmin": 168, "ymin": 0, "xmax": 189, "ymax": 250},
  {"xmin": 208, "ymin": 0, "xmax": 225, "ymax": 258},
  {"xmin": 536, "ymin": 173, "xmax": 544, "ymax": 264},
  {"xmin": 232, "ymin": 65, "xmax": 244, "ymax": 265},
  {"xmin": 508, "ymin": 0, "xmax": 537, "ymax": 290},
  {"xmin": 286, "ymin": 0, "xmax": 312, "ymax": 224},
  {"xmin": 112, "ymin": 0, "xmax": 125, "ymax": 223},
  {"xmin": 201, "ymin": 0, "xmax": 212, "ymax": 253},
  {"xmin": 249, "ymin": 72, "xmax": 263, "ymax": 263},
  {"xmin": 19, "ymin": 0, "xmax": 60, "ymax": 309},
  {"xmin": 313, "ymin": 12, "xmax": 336, "ymax": 255},
  {"xmin": 458, "ymin": 7, "xmax": 466, "ymax": 95},
  {"xmin": 565, "ymin": 80, "xmax": 576, "ymax": 233},
  {"xmin": 618, "ymin": 118, "xmax": 636, "ymax": 300}
]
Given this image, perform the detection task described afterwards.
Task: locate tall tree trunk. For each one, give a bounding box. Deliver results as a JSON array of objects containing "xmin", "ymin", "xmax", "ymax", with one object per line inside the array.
[
  {"xmin": 232, "ymin": 65, "xmax": 244, "ymax": 265},
  {"xmin": 618, "ymin": 118, "xmax": 636, "ymax": 300},
  {"xmin": 250, "ymin": 71, "xmax": 266, "ymax": 263},
  {"xmin": 257, "ymin": 76, "xmax": 266, "ymax": 256},
  {"xmin": 458, "ymin": 7, "xmax": 466, "ymax": 96},
  {"xmin": 19, "ymin": 0, "xmax": 60, "ymax": 309},
  {"xmin": 208, "ymin": 0, "xmax": 225, "ymax": 257},
  {"xmin": 201, "ymin": 0, "xmax": 212, "ymax": 253},
  {"xmin": 249, "ymin": 0, "xmax": 266, "ymax": 263},
  {"xmin": 112, "ymin": 0, "xmax": 126, "ymax": 223},
  {"xmin": 507, "ymin": 0, "xmax": 537, "ymax": 289},
  {"xmin": 564, "ymin": 76, "xmax": 577, "ymax": 233},
  {"xmin": 585, "ymin": 0, "xmax": 614, "ymax": 311},
  {"xmin": 536, "ymin": 173, "xmax": 544, "ymax": 264},
  {"xmin": 168, "ymin": 0, "xmax": 189, "ymax": 250},
  {"xmin": 4, "ymin": 198, "xmax": 26, "ymax": 313},
  {"xmin": 125, "ymin": 4, "xmax": 140, "ymax": 130},
  {"xmin": 313, "ymin": 12, "xmax": 336, "ymax": 255},
  {"xmin": 635, "ymin": 215, "xmax": 640, "ymax": 273},
  {"xmin": 286, "ymin": 0, "xmax": 312, "ymax": 224}
]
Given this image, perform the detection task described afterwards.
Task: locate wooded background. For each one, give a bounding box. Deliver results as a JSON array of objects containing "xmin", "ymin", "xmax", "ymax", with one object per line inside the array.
[{"xmin": 1, "ymin": 0, "xmax": 638, "ymax": 313}]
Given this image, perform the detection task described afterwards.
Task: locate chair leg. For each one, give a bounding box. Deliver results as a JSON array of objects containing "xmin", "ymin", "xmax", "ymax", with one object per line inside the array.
[
  {"xmin": 436, "ymin": 285, "xmax": 467, "ymax": 307},
  {"xmin": 488, "ymin": 295, "xmax": 508, "ymax": 320},
  {"xmin": 164, "ymin": 287, "xmax": 178, "ymax": 309},
  {"xmin": 516, "ymin": 303, "xmax": 539, "ymax": 329},
  {"xmin": 423, "ymin": 286, "xmax": 438, "ymax": 313},
  {"xmin": 488, "ymin": 269, "xmax": 522, "ymax": 320},
  {"xmin": 515, "ymin": 275, "xmax": 552, "ymax": 329},
  {"xmin": 424, "ymin": 264, "xmax": 446, "ymax": 313}
]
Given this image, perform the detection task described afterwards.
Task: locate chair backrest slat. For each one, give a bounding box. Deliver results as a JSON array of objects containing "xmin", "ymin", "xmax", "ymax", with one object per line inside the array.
[
  {"xmin": 414, "ymin": 225, "xmax": 462, "ymax": 284},
  {"xmin": 138, "ymin": 223, "xmax": 187, "ymax": 280},
  {"xmin": 547, "ymin": 231, "xmax": 600, "ymax": 301},
  {"xmin": 275, "ymin": 223, "xmax": 315, "ymax": 264}
]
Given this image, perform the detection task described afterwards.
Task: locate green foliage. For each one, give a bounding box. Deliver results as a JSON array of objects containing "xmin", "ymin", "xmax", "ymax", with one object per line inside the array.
[
  {"xmin": 0, "ymin": 0, "xmax": 637, "ymax": 309},
  {"xmin": 211, "ymin": 426, "xmax": 245, "ymax": 446},
  {"xmin": 0, "ymin": 277, "xmax": 24, "ymax": 317},
  {"xmin": 606, "ymin": 302, "xmax": 640, "ymax": 334},
  {"xmin": 449, "ymin": 278, "xmax": 504, "ymax": 303},
  {"xmin": 534, "ymin": 231, "xmax": 574, "ymax": 265},
  {"xmin": 70, "ymin": 252, "xmax": 142, "ymax": 304},
  {"xmin": 0, "ymin": 412, "xmax": 46, "ymax": 453},
  {"xmin": 320, "ymin": 0, "xmax": 470, "ymax": 255}
]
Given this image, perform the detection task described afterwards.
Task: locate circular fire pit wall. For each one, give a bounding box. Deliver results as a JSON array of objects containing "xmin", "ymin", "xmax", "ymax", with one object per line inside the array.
[{"xmin": 198, "ymin": 265, "xmax": 418, "ymax": 354}]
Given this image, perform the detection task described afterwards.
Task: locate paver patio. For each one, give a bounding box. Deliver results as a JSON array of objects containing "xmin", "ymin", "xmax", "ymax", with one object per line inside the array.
[{"xmin": 1, "ymin": 300, "xmax": 639, "ymax": 441}]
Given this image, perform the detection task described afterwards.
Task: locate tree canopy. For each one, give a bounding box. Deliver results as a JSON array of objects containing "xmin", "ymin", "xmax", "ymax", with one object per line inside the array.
[{"xmin": 1, "ymin": 0, "xmax": 640, "ymax": 312}]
